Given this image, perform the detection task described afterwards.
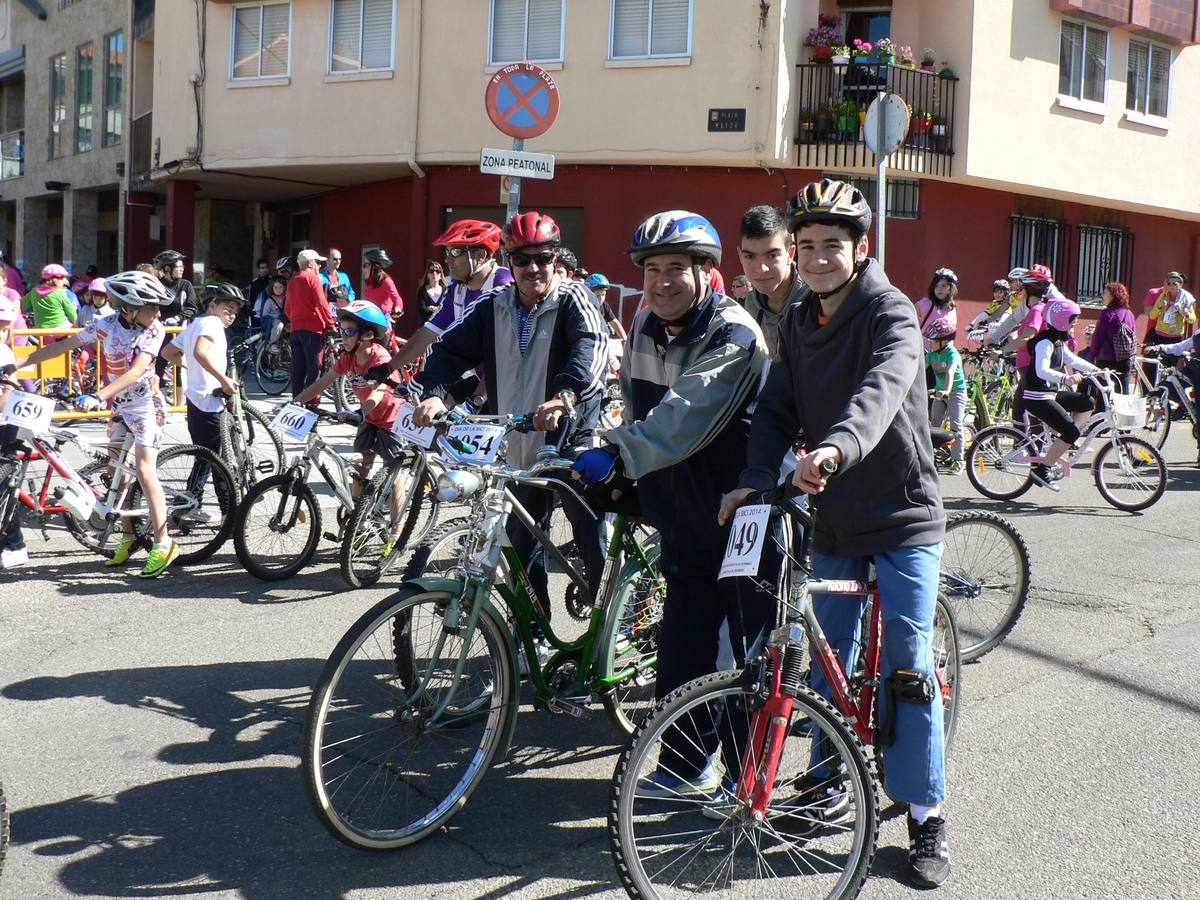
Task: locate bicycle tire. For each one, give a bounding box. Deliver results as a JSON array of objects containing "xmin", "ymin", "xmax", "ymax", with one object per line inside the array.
[
  {"xmin": 966, "ymin": 424, "xmax": 1036, "ymax": 500},
  {"xmin": 599, "ymin": 531, "xmax": 663, "ymax": 736},
  {"xmin": 129, "ymin": 444, "xmax": 239, "ymax": 565},
  {"xmin": 1092, "ymin": 435, "xmax": 1166, "ymax": 512},
  {"xmin": 609, "ymin": 669, "xmax": 878, "ymax": 899},
  {"xmin": 933, "ymin": 593, "xmax": 963, "ymax": 751},
  {"xmin": 232, "ymin": 473, "xmax": 322, "ymax": 579},
  {"xmin": 330, "ymin": 375, "xmax": 358, "ymax": 415},
  {"xmin": 1140, "ymin": 386, "xmax": 1172, "ymax": 450},
  {"xmin": 941, "ymin": 511, "xmax": 1032, "ymax": 662},
  {"xmin": 0, "ymin": 775, "xmax": 8, "ymax": 879},
  {"xmin": 255, "ymin": 340, "xmax": 290, "ymax": 396},
  {"xmin": 303, "ymin": 586, "xmax": 517, "ymax": 849},
  {"xmin": 339, "ymin": 451, "xmax": 434, "ymax": 589}
]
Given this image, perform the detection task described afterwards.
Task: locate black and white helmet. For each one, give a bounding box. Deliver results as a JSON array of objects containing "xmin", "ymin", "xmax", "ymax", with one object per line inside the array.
[{"xmin": 105, "ymin": 270, "xmax": 175, "ymax": 309}]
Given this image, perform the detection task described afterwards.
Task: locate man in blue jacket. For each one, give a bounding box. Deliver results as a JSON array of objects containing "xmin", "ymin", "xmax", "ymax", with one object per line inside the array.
[
  {"xmin": 719, "ymin": 179, "xmax": 950, "ymax": 888},
  {"xmin": 412, "ymin": 211, "xmax": 607, "ymax": 662}
]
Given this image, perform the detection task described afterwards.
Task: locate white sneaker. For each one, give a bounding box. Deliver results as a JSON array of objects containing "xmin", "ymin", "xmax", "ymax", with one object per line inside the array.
[
  {"xmin": 518, "ymin": 637, "xmax": 552, "ymax": 677},
  {"xmin": 1, "ymin": 546, "xmax": 29, "ymax": 569}
]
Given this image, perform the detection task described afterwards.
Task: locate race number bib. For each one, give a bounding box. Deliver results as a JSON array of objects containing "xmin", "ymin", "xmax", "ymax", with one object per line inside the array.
[
  {"xmin": 718, "ymin": 504, "xmax": 772, "ymax": 580},
  {"xmin": 445, "ymin": 423, "xmax": 505, "ymax": 464},
  {"xmin": 0, "ymin": 390, "xmax": 55, "ymax": 433},
  {"xmin": 391, "ymin": 402, "xmax": 436, "ymax": 449},
  {"xmin": 269, "ymin": 404, "xmax": 318, "ymax": 441}
]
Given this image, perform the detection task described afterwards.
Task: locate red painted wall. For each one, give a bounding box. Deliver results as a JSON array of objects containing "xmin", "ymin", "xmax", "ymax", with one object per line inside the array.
[{"xmin": 314, "ymin": 164, "xmax": 1200, "ymax": 343}]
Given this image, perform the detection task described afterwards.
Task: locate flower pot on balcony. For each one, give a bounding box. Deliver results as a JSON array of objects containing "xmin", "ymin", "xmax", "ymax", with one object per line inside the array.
[
  {"xmin": 799, "ymin": 117, "xmax": 816, "ymax": 142},
  {"xmin": 832, "ymin": 54, "xmax": 850, "ymax": 65},
  {"xmin": 921, "ymin": 61, "xmax": 935, "ymax": 72},
  {"xmin": 812, "ymin": 45, "xmax": 832, "ymax": 63},
  {"xmin": 878, "ymin": 52, "xmax": 895, "ymax": 66},
  {"xmin": 837, "ymin": 115, "xmax": 858, "ymax": 137},
  {"xmin": 815, "ymin": 110, "xmax": 832, "ymax": 137}
]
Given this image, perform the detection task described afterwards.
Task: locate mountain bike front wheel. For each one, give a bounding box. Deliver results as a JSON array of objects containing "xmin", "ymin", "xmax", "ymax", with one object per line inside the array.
[
  {"xmin": 1092, "ymin": 435, "xmax": 1166, "ymax": 512},
  {"xmin": 255, "ymin": 340, "xmax": 290, "ymax": 396},
  {"xmin": 609, "ymin": 670, "xmax": 878, "ymax": 899},
  {"xmin": 1140, "ymin": 387, "xmax": 1171, "ymax": 450},
  {"xmin": 233, "ymin": 473, "xmax": 321, "ymax": 579},
  {"xmin": 941, "ymin": 511, "xmax": 1031, "ymax": 662},
  {"xmin": 600, "ymin": 532, "xmax": 663, "ymax": 736},
  {"xmin": 304, "ymin": 586, "xmax": 517, "ymax": 849},
  {"xmin": 130, "ymin": 444, "xmax": 239, "ymax": 564}
]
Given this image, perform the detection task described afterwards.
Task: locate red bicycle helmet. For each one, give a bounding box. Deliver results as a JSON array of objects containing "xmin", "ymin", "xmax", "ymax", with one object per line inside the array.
[
  {"xmin": 1021, "ymin": 263, "xmax": 1053, "ymax": 285},
  {"xmin": 434, "ymin": 219, "xmax": 502, "ymax": 253},
  {"xmin": 501, "ymin": 212, "xmax": 561, "ymax": 252}
]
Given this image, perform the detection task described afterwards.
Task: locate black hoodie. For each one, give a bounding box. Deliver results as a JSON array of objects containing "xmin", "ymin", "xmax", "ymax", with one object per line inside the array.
[{"xmin": 739, "ymin": 259, "xmax": 944, "ymax": 557}]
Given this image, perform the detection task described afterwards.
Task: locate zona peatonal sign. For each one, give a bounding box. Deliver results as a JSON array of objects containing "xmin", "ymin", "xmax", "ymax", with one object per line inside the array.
[
  {"xmin": 484, "ymin": 62, "xmax": 560, "ymax": 140},
  {"xmin": 480, "ymin": 147, "xmax": 555, "ymax": 180}
]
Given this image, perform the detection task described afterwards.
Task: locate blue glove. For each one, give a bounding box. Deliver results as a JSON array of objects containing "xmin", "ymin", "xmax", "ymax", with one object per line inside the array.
[
  {"xmin": 76, "ymin": 394, "xmax": 102, "ymax": 412},
  {"xmin": 571, "ymin": 446, "xmax": 620, "ymax": 487}
]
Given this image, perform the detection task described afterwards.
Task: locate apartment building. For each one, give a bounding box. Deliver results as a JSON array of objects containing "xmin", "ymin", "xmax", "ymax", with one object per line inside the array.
[
  {"xmin": 132, "ymin": 0, "xmax": 1200, "ymax": 331},
  {"xmin": 0, "ymin": 0, "xmax": 128, "ymax": 285}
]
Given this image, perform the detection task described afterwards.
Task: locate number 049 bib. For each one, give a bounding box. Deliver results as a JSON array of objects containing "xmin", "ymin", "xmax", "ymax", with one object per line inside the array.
[{"xmin": 718, "ymin": 504, "xmax": 772, "ymax": 580}]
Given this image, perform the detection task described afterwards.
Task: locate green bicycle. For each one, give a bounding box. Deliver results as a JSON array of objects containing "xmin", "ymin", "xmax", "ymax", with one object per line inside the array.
[
  {"xmin": 303, "ymin": 410, "xmax": 663, "ymax": 849},
  {"xmin": 962, "ymin": 334, "xmax": 1016, "ymax": 430}
]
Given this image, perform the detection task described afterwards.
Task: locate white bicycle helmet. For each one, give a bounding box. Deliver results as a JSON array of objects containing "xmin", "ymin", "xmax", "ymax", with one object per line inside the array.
[{"xmin": 105, "ymin": 270, "xmax": 175, "ymax": 309}]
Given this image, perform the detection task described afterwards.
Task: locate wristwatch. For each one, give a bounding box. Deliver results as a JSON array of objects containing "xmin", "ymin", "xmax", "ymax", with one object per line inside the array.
[{"xmin": 557, "ymin": 389, "xmax": 578, "ymax": 407}]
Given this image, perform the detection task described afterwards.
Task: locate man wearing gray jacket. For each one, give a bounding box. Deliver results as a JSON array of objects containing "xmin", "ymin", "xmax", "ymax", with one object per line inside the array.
[{"xmin": 719, "ymin": 179, "xmax": 950, "ymax": 888}]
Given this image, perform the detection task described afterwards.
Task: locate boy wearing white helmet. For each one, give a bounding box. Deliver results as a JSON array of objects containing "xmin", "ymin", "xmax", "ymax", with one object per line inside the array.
[
  {"xmin": 0, "ymin": 296, "xmax": 28, "ymax": 568},
  {"xmin": 15, "ymin": 270, "xmax": 180, "ymax": 578}
]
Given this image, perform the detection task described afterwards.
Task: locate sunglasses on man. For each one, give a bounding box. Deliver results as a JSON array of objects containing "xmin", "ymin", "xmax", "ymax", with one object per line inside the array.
[{"xmin": 509, "ymin": 251, "xmax": 556, "ymax": 268}]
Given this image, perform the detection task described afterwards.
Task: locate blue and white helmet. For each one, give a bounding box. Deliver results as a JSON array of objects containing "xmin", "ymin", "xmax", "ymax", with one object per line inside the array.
[
  {"xmin": 627, "ymin": 211, "xmax": 722, "ymax": 266},
  {"xmin": 337, "ymin": 299, "xmax": 391, "ymax": 338}
]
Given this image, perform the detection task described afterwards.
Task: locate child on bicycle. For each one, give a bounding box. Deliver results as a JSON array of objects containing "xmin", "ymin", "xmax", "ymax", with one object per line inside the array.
[
  {"xmin": 926, "ymin": 319, "xmax": 967, "ymax": 474},
  {"xmin": 12, "ymin": 271, "xmax": 180, "ymax": 578},
  {"xmin": 292, "ymin": 300, "xmax": 410, "ymax": 555},
  {"xmin": 969, "ymin": 279, "xmax": 1013, "ymax": 332},
  {"xmin": 0, "ymin": 297, "xmax": 28, "ymax": 568},
  {"xmin": 1020, "ymin": 298, "xmax": 1100, "ymax": 490},
  {"xmin": 161, "ymin": 283, "xmax": 244, "ymax": 517}
]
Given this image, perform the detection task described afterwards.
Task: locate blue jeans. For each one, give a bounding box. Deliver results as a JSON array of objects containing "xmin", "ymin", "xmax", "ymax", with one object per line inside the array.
[{"xmin": 809, "ymin": 543, "xmax": 945, "ymax": 805}]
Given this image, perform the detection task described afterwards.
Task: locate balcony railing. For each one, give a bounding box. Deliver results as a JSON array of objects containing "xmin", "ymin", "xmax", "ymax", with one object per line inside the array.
[
  {"xmin": 0, "ymin": 129, "xmax": 23, "ymax": 180},
  {"xmin": 130, "ymin": 112, "xmax": 152, "ymax": 179},
  {"xmin": 795, "ymin": 62, "xmax": 958, "ymax": 177}
]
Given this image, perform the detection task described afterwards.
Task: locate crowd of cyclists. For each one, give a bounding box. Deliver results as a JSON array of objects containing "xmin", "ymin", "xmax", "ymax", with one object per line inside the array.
[{"xmin": 0, "ymin": 173, "xmax": 1196, "ymax": 893}]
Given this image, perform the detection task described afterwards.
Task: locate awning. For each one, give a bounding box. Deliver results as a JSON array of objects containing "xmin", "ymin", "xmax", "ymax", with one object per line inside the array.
[{"xmin": 0, "ymin": 46, "xmax": 24, "ymax": 81}]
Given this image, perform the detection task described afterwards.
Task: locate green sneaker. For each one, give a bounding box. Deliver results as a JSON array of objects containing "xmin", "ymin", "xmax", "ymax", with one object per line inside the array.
[
  {"xmin": 105, "ymin": 536, "xmax": 139, "ymax": 567},
  {"xmin": 380, "ymin": 533, "xmax": 401, "ymax": 558},
  {"xmin": 947, "ymin": 460, "xmax": 965, "ymax": 475},
  {"xmin": 139, "ymin": 541, "xmax": 180, "ymax": 579}
]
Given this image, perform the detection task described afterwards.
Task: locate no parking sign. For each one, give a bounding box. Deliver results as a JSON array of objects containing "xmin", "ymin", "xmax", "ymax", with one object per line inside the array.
[{"xmin": 485, "ymin": 63, "xmax": 560, "ymax": 139}]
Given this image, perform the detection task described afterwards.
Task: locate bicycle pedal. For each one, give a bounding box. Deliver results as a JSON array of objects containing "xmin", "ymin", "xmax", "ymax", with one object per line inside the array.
[
  {"xmin": 322, "ymin": 531, "xmax": 341, "ymax": 543},
  {"xmin": 547, "ymin": 697, "xmax": 587, "ymax": 717}
]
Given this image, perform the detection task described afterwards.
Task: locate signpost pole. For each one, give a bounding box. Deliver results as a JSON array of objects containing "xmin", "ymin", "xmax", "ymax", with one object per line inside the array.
[
  {"xmin": 876, "ymin": 87, "xmax": 887, "ymax": 271},
  {"xmin": 505, "ymin": 137, "xmax": 524, "ymax": 223}
]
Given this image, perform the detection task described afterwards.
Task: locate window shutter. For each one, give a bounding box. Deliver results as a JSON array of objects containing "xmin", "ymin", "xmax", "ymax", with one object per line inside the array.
[
  {"xmin": 1058, "ymin": 21, "xmax": 1082, "ymax": 97},
  {"xmin": 1148, "ymin": 44, "xmax": 1170, "ymax": 117},
  {"xmin": 650, "ymin": 0, "xmax": 689, "ymax": 56},
  {"xmin": 1126, "ymin": 40, "xmax": 1147, "ymax": 113},
  {"xmin": 613, "ymin": 0, "xmax": 650, "ymax": 58},
  {"xmin": 361, "ymin": 0, "xmax": 393, "ymax": 69},
  {"xmin": 526, "ymin": 0, "xmax": 562, "ymax": 61},
  {"xmin": 331, "ymin": 0, "xmax": 361, "ymax": 72},
  {"xmin": 491, "ymin": 0, "xmax": 525, "ymax": 64},
  {"xmin": 1082, "ymin": 27, "xmax": 1106, "ymax": 102},
  {"xmin": 260, "ymin": 4, "xmax": 290, "ymax": 77},
  {"xmin": 233, "ymin": 7, "xmax": 263, "ymax": 78}
]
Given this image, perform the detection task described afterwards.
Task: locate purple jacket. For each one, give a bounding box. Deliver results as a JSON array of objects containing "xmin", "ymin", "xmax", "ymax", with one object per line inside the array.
[{"xmin": 1085, "ymin": 306, "xmax": 1136, "ymax": 362}]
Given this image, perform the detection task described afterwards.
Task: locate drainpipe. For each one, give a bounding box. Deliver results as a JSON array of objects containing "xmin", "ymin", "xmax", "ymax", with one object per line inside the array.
[{"xmin": 407, "ymin": 0, "xmax": 425, "ymax": 179}]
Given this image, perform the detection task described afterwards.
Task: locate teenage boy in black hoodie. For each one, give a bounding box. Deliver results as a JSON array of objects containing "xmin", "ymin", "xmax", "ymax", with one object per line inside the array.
[{"xmin": 719, "ymin": 178, "xmax": 950, "ymax": 888}]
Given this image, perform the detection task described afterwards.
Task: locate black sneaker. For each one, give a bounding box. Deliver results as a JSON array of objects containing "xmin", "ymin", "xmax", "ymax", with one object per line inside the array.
[
  {"xmin": 907, "ymin": 813, "xmax": 951, "ymax": 887},
  {"xmin": 773, "ymin": 773, "xmax": 851, "ymax": 836},
  {"xmin": 1030, "ymin": 463, "xmax": 1060, "ymax": 492}
]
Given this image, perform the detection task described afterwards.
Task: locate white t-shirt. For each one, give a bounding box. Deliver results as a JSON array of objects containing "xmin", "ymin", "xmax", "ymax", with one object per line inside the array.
[
  {"xmin": 0, "ymin": 342, "xmax": 15, "ymax": 369},
  {"xmin": 170, "ymin": 314, "xmax": 227, "ymax": 413}
]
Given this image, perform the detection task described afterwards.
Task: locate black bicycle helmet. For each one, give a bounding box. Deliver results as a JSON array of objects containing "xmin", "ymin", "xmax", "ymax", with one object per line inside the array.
[
  {"xmin": 557, "ymin": 247, "xmax": 579, "ymax": 272},
  {"xmin": 204, "ymin": 281, "xmax": 248, "ymax": 307},
  {"xmin": 786, "ymin": 178, "xmax": 873, "ymax": 238},
  {"xmin": 933, "ymin": 267, "xmax": 958, "ymax": 285},
  {"xmin": 992, "ymin": 279, "xmax": 1010, "ymax": 292},
  {"xmin": 106, "ymin": 270, "xmax": 175, "ymax": 309},
  {"xmin": 153, "ymin": 249, "xmax": 185, "ymax": 268},
  {"xmin": 363, "ymin": 248, "xmax": 393, "ymax": 269}
]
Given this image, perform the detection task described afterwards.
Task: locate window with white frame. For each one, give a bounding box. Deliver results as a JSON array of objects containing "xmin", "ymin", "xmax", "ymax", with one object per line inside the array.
[
  {"xmin": 231, "ymin": 2, "xmax": 291, "ymax": 80},
  {"xmin": 1059, "ymin": 19, "xmax": 1107, "ymax": 103},
  {"xmin": 1126, "ymin": 38, "xmax": 1170, "ymax": 119},
  {"xmin": 610, "ymin": 0, "xmax": 691, "ymax": 59},
  {"xmin": 489, "ymin": 0, "xmax": 564, "ymax": 66},
  {"xmin": 330, "ymin": 0, "xmax": 394, "ymax": 73}
]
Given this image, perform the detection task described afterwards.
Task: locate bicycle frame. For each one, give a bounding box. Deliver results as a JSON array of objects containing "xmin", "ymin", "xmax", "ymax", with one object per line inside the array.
[
  {"xmin": 1133, "ymin": 356, "xmax": 1196, "ymax": 426},
  {"xmin": 16, "ymin": 429, "xmax": 141, "ymax": 527},
  {"xmin": 285, "ymin": 424, "xmax": 360, "ymax": 513},
  {"xmin": 411, "ymin": 427, "xmax": 660, "ymax": 725}
]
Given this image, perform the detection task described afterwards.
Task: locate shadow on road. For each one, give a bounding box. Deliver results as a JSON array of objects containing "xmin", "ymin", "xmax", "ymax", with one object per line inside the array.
[{"xmin": 3, "ymin": 658, "xmax": 626, "ymax": 898}]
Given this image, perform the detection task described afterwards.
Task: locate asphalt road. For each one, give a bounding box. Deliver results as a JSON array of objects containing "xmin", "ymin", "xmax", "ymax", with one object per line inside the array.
[{"xmin": 1, "ymin": 411, "xmax": 1197, "ymax": 899}]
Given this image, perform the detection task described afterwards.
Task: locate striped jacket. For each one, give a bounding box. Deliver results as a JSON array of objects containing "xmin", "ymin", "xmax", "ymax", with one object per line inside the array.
[
  {"xmin": 415, "ymin": 277, "xmax": 607, "ymax": 467},
  {"xmin": 605, "ymin": 290, "xmax": 768, "ymax": 557}
]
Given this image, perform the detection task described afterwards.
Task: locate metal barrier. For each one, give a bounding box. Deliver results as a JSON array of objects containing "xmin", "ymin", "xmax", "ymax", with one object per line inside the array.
[{"xmin": 12, "ymin": 325, "xmax": 186, "ymax": 421}]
